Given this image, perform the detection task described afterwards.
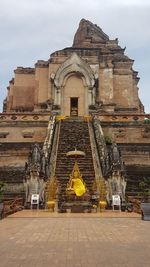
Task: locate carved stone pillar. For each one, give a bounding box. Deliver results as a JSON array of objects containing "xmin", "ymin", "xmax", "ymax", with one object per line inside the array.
[{"xmin": 88, "ymin": 87, "xmax": 93, "ymax": 106}]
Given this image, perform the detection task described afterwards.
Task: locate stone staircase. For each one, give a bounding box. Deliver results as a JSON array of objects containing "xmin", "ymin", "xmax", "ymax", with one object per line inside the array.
[{"xmin": 55, "ymin": 118, "xmax": 96, "ymax": 210}]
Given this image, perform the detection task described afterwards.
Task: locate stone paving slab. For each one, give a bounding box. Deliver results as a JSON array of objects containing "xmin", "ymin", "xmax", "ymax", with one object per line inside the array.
[
  {"xmin": 8, "ymin": 210, "xmax": 140, "ymax": 218},
  {"xmin": 0, "ymin": 212, "xmax": 149, "ymax": 267}
]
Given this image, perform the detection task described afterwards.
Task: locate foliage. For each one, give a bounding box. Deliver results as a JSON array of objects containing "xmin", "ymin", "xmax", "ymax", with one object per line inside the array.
[
  {"xmin": 104, "ymin": 135, "xmax": 112, "ymax": 145},
  {"xmin": 144, "ymin": 118, "xmax": 150, "ymax": 124},
  {"xmin": 138, "ymin": 177, "xmax": 150, "ymax": 200}
]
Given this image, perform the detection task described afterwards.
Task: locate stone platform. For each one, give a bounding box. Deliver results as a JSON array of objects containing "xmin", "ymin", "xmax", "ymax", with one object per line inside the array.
[
  {"xmin": 0, "ymin": 210, "xmax": 149, "ymax": 267},
  {"xmin": 8, "ymin": 209, "xmax": 140, "ymax": 218}
]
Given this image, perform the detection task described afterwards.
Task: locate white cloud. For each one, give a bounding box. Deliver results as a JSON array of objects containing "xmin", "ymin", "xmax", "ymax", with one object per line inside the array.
[{"xmin": 106, "ymin": 0, "xmax": 150, "ymax": 6}]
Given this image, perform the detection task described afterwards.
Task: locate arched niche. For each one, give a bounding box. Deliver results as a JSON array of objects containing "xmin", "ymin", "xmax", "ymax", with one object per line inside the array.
[{"xmin": 53, "ymin": 53, "xmax": 96, "ymax": 116}]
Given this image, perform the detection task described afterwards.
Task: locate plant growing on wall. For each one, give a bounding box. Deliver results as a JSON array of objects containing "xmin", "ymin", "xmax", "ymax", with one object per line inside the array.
[
  {"xmin": 139, "ymin": 177, "xmax": 150, "ymax": 201},
  {"xmin": 104, "ymin": 135, "xmax": 112, "ymax": 145}
]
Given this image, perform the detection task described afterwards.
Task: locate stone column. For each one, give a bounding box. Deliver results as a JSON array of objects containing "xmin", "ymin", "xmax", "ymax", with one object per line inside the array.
[
  {"xmin": 92, "ymin": 87, "xmax": 96, "ymax": 105},
  {"xmin": 88, "ymin": 87, "xmax": 93, "ymax": 106},
  {"xmin": 54, "ymin": 86, "xmax": 61, "ymax": 105}
]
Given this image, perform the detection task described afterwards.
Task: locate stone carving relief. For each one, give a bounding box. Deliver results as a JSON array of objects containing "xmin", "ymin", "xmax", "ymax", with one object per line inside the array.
[
  {"xmin": 106, "ymin": 143, "xmax": 127, "ymax": 204},
  {"xmin": 114, "ymin": 128, "xmax": 126, "ymax": 138},
  {"xmin": 92, "ymin": 116, "xmax": 127, "ymax": 204},
  {"xmin": 106, "ymin": 171, "xmax": 127, "ymax": 205},
  {"xmin": 24, "ymin": 144, "xmax": 49, "ymax": 206},
  {"xmin": 52, "ymin": 53, "xmax": 97, "ymax": 113}
]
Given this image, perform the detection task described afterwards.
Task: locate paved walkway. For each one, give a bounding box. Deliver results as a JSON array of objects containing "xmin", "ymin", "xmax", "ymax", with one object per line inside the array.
[{"xmin": 0, "ymin": 211, "xmax": 149, "ymax": 267}]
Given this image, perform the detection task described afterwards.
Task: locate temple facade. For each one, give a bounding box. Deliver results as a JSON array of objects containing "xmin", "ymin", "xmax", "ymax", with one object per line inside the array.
[
  {"xmin": 0, "ymin": 19, "xmax": 150, "ymax": 204},
  {"xmin": 4, "ymin": 19, "xmax": 143, "ymax": 115}
]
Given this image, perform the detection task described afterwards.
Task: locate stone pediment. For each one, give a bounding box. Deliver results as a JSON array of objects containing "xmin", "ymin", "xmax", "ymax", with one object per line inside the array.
[
  {"xmin": 73, "ymin": 19, "xmax": 109, "ymax": 47},
  {"xmin": 54, "ymin": 52, "xmax": 95, "ymax": 88}
]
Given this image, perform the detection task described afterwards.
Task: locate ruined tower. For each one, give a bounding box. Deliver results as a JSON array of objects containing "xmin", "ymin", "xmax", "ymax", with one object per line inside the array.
[{"xmin": 0, "ymin": 19, "xmax": 149, "ymax": 200}]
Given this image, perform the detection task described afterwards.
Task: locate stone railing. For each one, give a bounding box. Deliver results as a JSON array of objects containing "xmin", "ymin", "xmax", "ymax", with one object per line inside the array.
[
  {"xmin": 88, "ymin": 120, "xmax": 105, "ymax": 197},
  {"xmin": 88, "ymin": 120, "xmax": 102, "ymax": 178},
  {"xmin": 92, "ymin": 116, "xmax": 110, "ymax": 177},
  {"xmin": 43, "ymin": 116, "xmax": 56, "ymax": 158},
  {"xmin": 48, "ymin": 120, "xmax": 61, "ymax": 178}
]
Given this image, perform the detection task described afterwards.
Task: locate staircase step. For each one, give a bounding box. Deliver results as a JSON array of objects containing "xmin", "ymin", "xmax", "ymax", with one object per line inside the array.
[{"xmin": 53, "ymin": 119, "xmax": 95, "ymax": 208}]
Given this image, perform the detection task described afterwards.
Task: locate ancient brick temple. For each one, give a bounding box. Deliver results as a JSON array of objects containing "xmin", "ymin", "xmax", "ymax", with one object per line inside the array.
[{"xmin": 0, "ymin": 19, "xmax": 150, "ymax": 203}]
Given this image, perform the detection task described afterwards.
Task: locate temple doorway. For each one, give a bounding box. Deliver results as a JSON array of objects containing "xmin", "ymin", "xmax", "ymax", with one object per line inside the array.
[{"xmin": 70, "ymin": 97, "xmax": 78, "ymax": 116}]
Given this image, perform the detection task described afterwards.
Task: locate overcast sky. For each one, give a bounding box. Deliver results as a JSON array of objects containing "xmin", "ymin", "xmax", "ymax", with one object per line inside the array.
[{"xmin": 0, "ymin": 0, "xmax": 150, "ymax": 113}]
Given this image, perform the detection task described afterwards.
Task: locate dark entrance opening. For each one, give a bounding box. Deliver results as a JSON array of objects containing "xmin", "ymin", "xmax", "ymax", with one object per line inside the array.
[{"xmin": 70, "ymin": 97, "xmax": 78, "ymax": 116}]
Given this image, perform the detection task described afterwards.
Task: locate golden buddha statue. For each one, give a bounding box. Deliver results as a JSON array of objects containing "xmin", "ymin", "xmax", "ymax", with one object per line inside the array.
[{"xmin": 66, "ymin": 161, "xmax": 86, "ymax": 196}]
